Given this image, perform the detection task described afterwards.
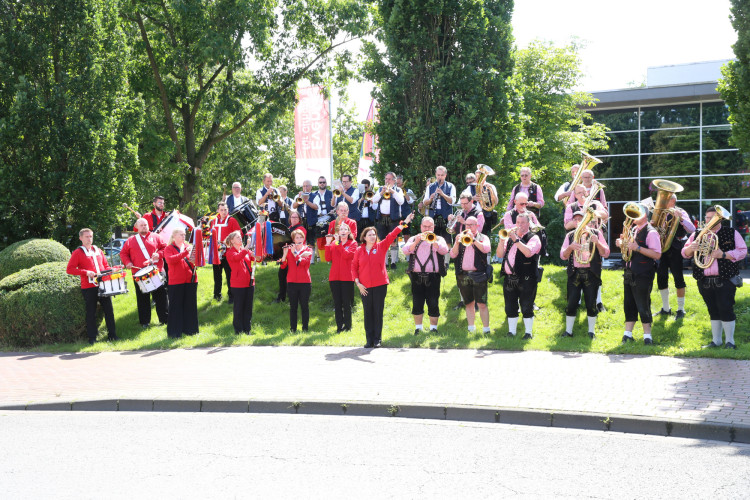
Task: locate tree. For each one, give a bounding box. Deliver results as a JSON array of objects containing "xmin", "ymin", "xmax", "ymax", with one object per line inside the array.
[
  {"xmin": 0, "ymin": 0, "xmax": 142, "ymax": 248},
  {"xmin": 504, "ymin": 40, "xmax": 609, "ymax": 196},
  {"xmin": 332, "ymin": 93, "xmax": 365, "ymax": 180},
  {"xmin": 122, "ymin": 0, "xmax": 372, "ymax": 217},
  {"xmin": 719, "ymin": 0, "xmax": 750, "ymax": 157},
  {"xmin": 362, "ymin": 0, "xmax": 514, "ymax": 186}
]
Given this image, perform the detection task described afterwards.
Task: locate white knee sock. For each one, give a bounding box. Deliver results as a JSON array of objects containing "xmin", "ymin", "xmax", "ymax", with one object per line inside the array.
[
  {"xmin": 565, "ymin": 316, "xmax": 575, "ymax": 333},
  {"xmin": 523, "ymin": 317, "xmax": 533, "ymax": 335},
  {"xmin": 508, "ymin": 317, "xmax": 518, "ymax": 335},
  {"xmin": 677, "ymin": 296, "xmax": 685, "ymax": 312},
  {"xmin": 660, "ymin": 288, "xmax": 670, "ymax": 311},
  {"xmin": 722, "ymin": 321, "xmax": 736, "ymax": 345},
  {"xmin": 711, "ymin": 320, "xmax": 723, "ymax": 345},
  {"xmin": 587, "ymin": 316, "xmax": 597, "ymax": 332},
  {"xmin": 390, "ymin": 247, "xmax": 399, "ymax": 264},
  {"xmin": 597, "ymin": 286, "xmax": 603, "ymax": 304}
]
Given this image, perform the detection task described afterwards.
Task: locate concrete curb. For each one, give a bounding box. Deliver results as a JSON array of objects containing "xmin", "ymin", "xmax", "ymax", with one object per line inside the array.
[{"xmin": 2, "ymin": 399, "xmax": 748, "ymax": 444}]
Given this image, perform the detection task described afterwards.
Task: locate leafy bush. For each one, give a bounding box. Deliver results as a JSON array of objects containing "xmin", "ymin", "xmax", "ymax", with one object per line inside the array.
[
  {"xmin": 0, "ymin": 239, "xmax": 71, "ymax": 280},
  {"xmin": 0, "ymin": 262, "xmax": 87, "ymax": 347}
]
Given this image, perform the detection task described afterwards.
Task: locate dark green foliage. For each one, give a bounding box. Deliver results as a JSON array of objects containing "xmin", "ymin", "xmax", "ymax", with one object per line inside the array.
[
  {"xmin": 719, "ymin": 0, "xmax": 750, "ymax": 157},
  {"xmin": 0, "ymin": 239, "xmax": 71, "ymax": 280},
  {"xmin": 363, "ymin": 0, "xmax": 514, "ymax": 186},
  {"xmin": 0, "ymin": 262, "xmax": 87, "ymax": 347}
]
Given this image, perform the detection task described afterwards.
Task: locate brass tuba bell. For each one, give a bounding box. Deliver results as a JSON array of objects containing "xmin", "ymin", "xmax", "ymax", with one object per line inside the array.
[
  {"xmin": 476, "ymin": 164, "xmax": 498, "ymax": 211},
  {"xmin": 649, "ymin": 179, "xmax": 684, "ymax": 253}
]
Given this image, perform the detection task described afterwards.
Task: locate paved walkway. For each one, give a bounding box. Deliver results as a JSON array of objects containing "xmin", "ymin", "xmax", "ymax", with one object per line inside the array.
[{"xmin": 2, "ymin": 346, "xmax": 749, "ymax": 441}]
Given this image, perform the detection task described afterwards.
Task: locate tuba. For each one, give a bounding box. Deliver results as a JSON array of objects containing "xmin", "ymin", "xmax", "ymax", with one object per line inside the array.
[
  {"xmin": 565, "ymin": 152, "xmax": 603, "ymax": 206},
  {"xmin": 476, "ymin": 164, "xmax": 498, "ymax": 211},
  {"xmin": 573, "ymin": 207, "xmax": 597, "ymax": 265},
  {"xmin": 693, "ymin": 205, "xmax": 731, "ymax": 269},
  {"xmin": 620, "ymin": 202, "xmax": 647, "ymax": 262},
  {"xmin": 649, "ymin": 179, "xmax": 684, "ymax": 253}
]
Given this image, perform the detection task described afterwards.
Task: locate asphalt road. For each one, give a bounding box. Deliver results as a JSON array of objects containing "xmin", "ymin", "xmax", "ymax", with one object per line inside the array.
[{"xmin": 1, "ymin": 411, "xmax": 748, "ymax": 499}]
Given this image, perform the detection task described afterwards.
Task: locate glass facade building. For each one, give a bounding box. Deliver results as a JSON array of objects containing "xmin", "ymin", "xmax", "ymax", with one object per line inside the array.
[{"xmin": 584, "ymin": 77, "xmax": 749, "ymax": 248}]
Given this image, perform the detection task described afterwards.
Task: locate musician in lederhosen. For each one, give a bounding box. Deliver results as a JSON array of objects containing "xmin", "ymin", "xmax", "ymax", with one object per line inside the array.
[
  {"xmin": 464, "ymin": 168, "xmax": 498, "ymax": 242},
  {"xmin": 276, "ymin": 185, "xmax": 294, "ymax": 227},
  {"xmin": 450, "ymin": 193, "xmax": 484, "ymax": 310},
  {"xmin": 682, "ymin": 206, "xmax": 747, "ymax": 349},
  {"xmin": 402, "ymin": 217, "xmax": 449, "ymax": 335},
  {"xmin": 293, "ymin": 180, "xmax": 317, "ymax": 249},
  {"xmin": 496, "ymin": 213, "xmax": 541, "ymax": 339},
  {"xmin": 120, "ymin": 218, "xmax": 168, "ymax": 328},
  {"xmin": 655, "ymin": 194, "xmax": 695, "ymax": 320},
  {"xmin": 423, "ymin": 166, "xmax": 457, "ymax": 250},
  {"xmin": 357, "ymin": 179, "xmax": 375, "ymax": 238},
  {"xmin": 396, "ymin": 174, "xmax": 416, "ymax": 238},
  {"xmin": 564, "ymin": 185, "xmax": 607, "ymax": 231},
  {"xmin": 210, "ymin": 202, "xmax": 240, "ymax": 303},
  {"xmin": 450, "ymin": 216, "xmax": 491, "ymax": 335},
  {"xmin": 66, "ymin": 228, "xmax": 118, "ymax": 344},
  {"xmin": 256, "ymin": 173, "xmax": 281, "ymax": 222},
  {"xmin": 555, "ymin": 164, "xmax": 580, "ymax": 204},
  {"xmin": 309, "ymin": 176, "xmax": 333, "ymax": 262},
  {"xmin": 507, "ymin": 167, "xmax": 544, "ymax": 218},
  {"xmin": 372, "ymin": 171, "xmax": 404, "ymax": 269},
  {"xmin": 615, "ymin": 208, "xmax": 661, "ymax": 345},
  {"xmin": 560, "ymin": 210, "xmax": 610, "ymax": 339},
  {"xmin": 503, "ymin": 192, "xmax": 540, "ymax": 229}
]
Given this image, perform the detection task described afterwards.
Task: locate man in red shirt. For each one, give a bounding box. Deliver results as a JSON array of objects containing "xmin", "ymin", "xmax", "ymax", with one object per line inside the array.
[
  {"xmin": 120, "ymin": 218, "xmax": 168, "ymax": 328},
  {"xmin": 66, "ymin": 228, "xmax": 118, "ymax": 345},
  {"xmin": 131, "ymin": 196, "xmax": 169, "ymax": 232}
]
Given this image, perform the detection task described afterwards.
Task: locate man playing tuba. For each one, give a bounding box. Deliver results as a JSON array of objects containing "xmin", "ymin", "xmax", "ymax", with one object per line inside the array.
[
  {"xmin": 559, "ymin": 210, "xmax": 610, "ymax": 339},
  {"xmin": 655, "ymin": 193, "xmax": 694, "ymax": 320}
]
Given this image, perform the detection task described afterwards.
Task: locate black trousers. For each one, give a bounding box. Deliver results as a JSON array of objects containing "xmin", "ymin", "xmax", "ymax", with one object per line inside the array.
[
  {"xmin": 503, "ymin": 275, "xmax": 537, "ymax": 319},
  {"xmin": 565, "ymin": 269, "xmax": 600, "ymax": 317},
  {"xmin": 288, "ymin": 282, "xmax": 311, "ymax": 331},
  {"xmin": 231, "ymin": 286, "xmax": 255, "ymax": 333},
  {"xmin": 376, "ymin": 218, "xmax": 399, "ymax": 240},
  {"xmin": 657, "ymin": 243, "xmax": 686, "ymax": 290},
  {"xmin": 623, "ymin": 269, "xmax": 655, "ymax": 323},
  {"xmin": 277, "ymin": 266, "xmax": 288, "ymax": 300},
  {"xmin": 432, "ymin": 216, "xmax": 452, "ymax": 247},
  {"xmin": 697, "ymin": 277, "xmax": 737, "ymax": 322},
  {"xmin": 357, "ymin": 218, "xmax": 374, "ymax": 240},
  {"xmin": 133, "ymin": 280, "xmax": 168, "ymax": 325},
  {"xmin": 410, "ymin": 273, "xmax": 441, "ymax": 317},
  {"xmin": 213, "ymin": 259, "xmax": 232, "ymax": 299},
  {"xmin": 361, "ymin": 284, "xmax": 388, "ymax": 345},
  {"xmin": 330, "ymin": 281, "xmax": 354, "ymax": 331},
  {"xmin": 81, "ymin": 287, "xmax": 116, "ymax": 342},
  {"xmin": 167, "ymin": 282, "xmax": 199, "ymax": 338}
]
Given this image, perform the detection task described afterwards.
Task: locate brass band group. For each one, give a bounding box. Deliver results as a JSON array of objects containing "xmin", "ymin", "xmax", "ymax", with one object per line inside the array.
[{"xmin": 67, "ymin": 156, "xmax": 747, "ymax": 349}]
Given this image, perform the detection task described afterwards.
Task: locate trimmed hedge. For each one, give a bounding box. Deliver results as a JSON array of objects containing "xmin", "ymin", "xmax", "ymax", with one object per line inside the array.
[
  {"xmin": 0, "ymin": 238, "xmax": 71, "ymax": 280},
  {"xmin": 0, "ymin": 262, "xmax": 87, "ymax": 347}
]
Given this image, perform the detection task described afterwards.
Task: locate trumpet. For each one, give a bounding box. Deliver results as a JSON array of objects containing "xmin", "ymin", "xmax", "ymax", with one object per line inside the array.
[
  {"xmin": 382, "ymin": 186, "xmax": 392, "ymax": 200},
  {"xmin": 498, "ymin": 227, "xmax": 516, "ymax": 240},
  {"xmin": 271, "ymin": 189, "xmax": 281, "ymax": 203},
  {"xmin": 421, "ymin": 231, "xmax": 437, "ymax": 243},
  {"xmin": 363, "ymin": 190, "xmax": 374, "ymax": 201},
  {"xmin": 333, "ymin": 188, "xmax": 342, "ymax": 197},
  {"xmin": 460, "ymin": 230, "xmax": 474, "ymax": 246}
]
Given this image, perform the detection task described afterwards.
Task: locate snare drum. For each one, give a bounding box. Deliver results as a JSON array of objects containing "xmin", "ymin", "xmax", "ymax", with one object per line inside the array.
[
  {"xmin": 133, "ymin": 265, "xmax": 166, "ymax": 294},
  {"xmin": 97, "ymin": 270, "xmax": 129, "ymax": 297},
  {"xmin": 154, "ymin": 212, "xmax": 195, "ymax": 245},
  {"xmin": 230, "ymin": 200, "xmax": 259, "ymax": 230}
]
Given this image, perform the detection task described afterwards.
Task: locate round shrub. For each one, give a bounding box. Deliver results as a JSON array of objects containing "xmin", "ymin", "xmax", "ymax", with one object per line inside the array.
[
  {"xmin": 0, "ymin": 261, "xmax": 88, "ymax": 347},
  {"xmin": 0, "ymin": 238, "xmax": 71, "ymax": 280}
]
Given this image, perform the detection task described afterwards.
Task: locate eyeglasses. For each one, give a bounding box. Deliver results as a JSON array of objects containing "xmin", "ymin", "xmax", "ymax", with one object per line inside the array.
[
  {"xmin": 319, "ymin": 181, "xmax": 327, "ymax": 184},
  {"xmin": 518, "ymin": 202, "xmax": 528, "ymax": 206},
  {"xmin": 465, "ymin": 223, "xmax": 477, "ymax": 227}
]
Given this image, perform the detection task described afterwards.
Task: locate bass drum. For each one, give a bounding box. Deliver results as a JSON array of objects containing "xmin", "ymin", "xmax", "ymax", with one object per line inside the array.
[
  {"xmin": 230, "ymin": 200, "xmax": 259, "ymax": 231},
  {"xmin": 269, "ymin": 222, "xmax": 292, "ymax": 261}
]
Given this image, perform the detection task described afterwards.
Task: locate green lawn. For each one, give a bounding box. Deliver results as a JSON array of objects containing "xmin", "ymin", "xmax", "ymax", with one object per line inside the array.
[{"xmin": 9, "ymin": 263, "xmax": 750, "ymax": 359}]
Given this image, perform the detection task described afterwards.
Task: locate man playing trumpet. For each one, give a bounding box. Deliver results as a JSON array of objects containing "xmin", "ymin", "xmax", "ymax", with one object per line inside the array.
[
  {"xmin": 560, "ymin": 210, "xmax": 610, "ymax": 339},
  {"xmin": 372, "ymin": 171, "xmax": 405, "ymax": 269},
  {"xmin": 496, "ymin": 213, "xmax": 541, "ymax": 339},
  {"xmin": 256, "ymin": 173, "xmax": 281, "ymax": 222},
  {"xmin": 449, "ymin": 216, "xmax": 491, "ymax": 335},
  {"xmin": 402, "ymin": 217, "xmax": 450, "ymax": 335}
]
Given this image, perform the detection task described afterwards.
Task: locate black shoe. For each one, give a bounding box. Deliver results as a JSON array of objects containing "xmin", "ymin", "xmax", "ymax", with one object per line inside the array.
[
  {"xmin": 588, "ymin": 332, "xmax": 596, "ymax": 339},
  {"xmin": 644, "ymin": 338, "xmax": 653, "ymax": 345},
  {"xmin": 596, "ymin": 302, "xmax": 607, "ymax": 313},
  {"xmin": 272, "ymin": 297, "xmax": 282, "ymax": 303},
  {"xmin": 657, "ymin": 308, "xmax": 671, "ymax": 317},
  {"xmin": 507, "ymin": 332, "xmax": 516, "ymax": 338},
  {"xmin": 235, "ymin": 330, "xmax": 242, "ymax": 335},
  {"xmin": 430, "ymin": 329, "xmax": 438, "ymax": 335},
  {"xmin": 214, "ymin": 295, "xmax": 222, "ymax": 302},
  {"xmin": 290, "ymin": 329, "xmax": 297, "ymax": 333},
  {"xmin": 702, "ymin": 341, "xmax": 722, "ymax": 349},
  {"xmin": 562, "ymin": 331, "xmax": 573, "ymax": 338},
  {"xmin": 674, "ymin": 310, "xmax": 686, "ymax": 320},
  {"xmin": 414, "ymin": 329, "xmax": 421, "ymax": 335},
  {"xmin": 621, "ymin": 335, "xmax": 634, "ymax": 343},
  {"xmin": 108, "ymin": 335, "xmax": 119, "ymax": 341},
  {"xmin": 374, "ymin": 341, "xmax": 382, "ymax": 348},
  {"xmin": 725, "ymin": 342, "xmax": 737, "ymax": 350},
  {"xmin": 390, "ymin": 263, "xmax": 397, "ymax": 270},
  {"xmin": 522, "ymin": 333, "xmax": 532, "ymax": 340},
  {"xmin": 228, "ymin": 297, "xmax": 234, "ymax": 304},
  {"xmin": 302, "ymin": 327, "xmax": 309, "ymax": 332},
  {"xmin": 453, "ymin": 301, "xmax": 465, "ymax": 311},
  {"xmin": 140, "ymin": 324, "xmax": 149, "ymax": 329},
  {"xmin": 364, "ymin": 343, "xmax": 374, "ymax": 348},
  {"xmin": 88, "ymin": 338, "xmax": 96, "ymax": 345}
]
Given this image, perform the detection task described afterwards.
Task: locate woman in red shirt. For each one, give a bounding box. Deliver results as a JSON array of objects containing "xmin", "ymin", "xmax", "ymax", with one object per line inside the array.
[
  {"xmin": 352, "ymin": 212, "xmax": 414, "ymax": 348},
  {"xmin": 325, "ymin": 222, "xmax": 358, "ymax": 332},
  {"xmin": 279, "ymin": 229, "xmax": 314, "ymax": 332},
  {"xmin": 275, "ymin": 211, "xmax": 307, "ymax": 304},
  {"xmin": 224, "ymin": 230, "xmax": 255, "ymax": 335},
  {"xmin": 164, "ymin": 228, "xmax": 199, "ymax": 338}
]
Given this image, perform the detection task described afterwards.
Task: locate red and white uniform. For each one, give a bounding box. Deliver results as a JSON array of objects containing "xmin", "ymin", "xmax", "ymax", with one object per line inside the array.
[
  {"xmin": 225, "ymin": 247, "xmax": 255, "ymax": 287},
  {"xmin": 280, "ymin": 246, "xmax": 313, "ymax": 283},
  {"xmin": 327, "ymin": 217, "xmax": 357, "ymax": 239},
  {"xmin": 133, "ymin": 209, "xmax": 168, "ymax": 232},
  {"xmin": 210, "ymin": 216, "xmax": 241, "ymax": 262},
  {"xmin": 66, "ymin": 246, "xmax": 111, "ymax": 289},
  {"xmin": 164, "ymin": 244, "xmax": 197, "ymax": 285},
  {"xmin": 325, "ymin": 239, "xmax": 358, "ymax": 281},
  {"xmin": 351, "ymin": 226, "xmax": 403, "ymax": 288},
  {"xmin": 120, "ymin": 233, "xmax": 166, "ymax": 272}
]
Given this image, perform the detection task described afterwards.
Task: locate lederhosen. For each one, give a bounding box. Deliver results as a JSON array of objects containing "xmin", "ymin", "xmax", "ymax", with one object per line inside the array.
[
  {"xmin": 657, "ymin": 214, "xmax": 688, "ymax": 290},
  {"xmin": 259, "ymin": 186, "xmax": 280, "ymax": 222},
  {"xmin": 501, "ymin": 232, "xmax": 539, "ymax": 318},
  {"xmin": 564, "ymin": 230, "xmax": 602, "ymax": 317},
  {"xmin": 623, "ymin": 224, "xmax": 658, "ymax": 324},
  {"xmin": 375, "ymin": 187, "xmax": 402, "ymax": 240},
  {"xmin": 407, "ymin": 240, "xmax": 446, "ymax": 317},
  {"xmin": 455, "ymin": 234, "xmax": 489, "ymax": 305},
  {"xmin": 428, "ymin": 181, "xmax": 454, "ymax": 243},
  {"xmin": 692, "ymin": 226, "xmax": 740, "ymax": 322}
]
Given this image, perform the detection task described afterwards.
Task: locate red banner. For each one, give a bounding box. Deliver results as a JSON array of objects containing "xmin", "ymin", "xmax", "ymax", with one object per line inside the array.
[
  {"xmin": 358, "ymin": 99, "xmax": 379, "ymax": 183},
  {"xmin": 294, "ymin": 86, "xmax": 332, "ymax": 185}
]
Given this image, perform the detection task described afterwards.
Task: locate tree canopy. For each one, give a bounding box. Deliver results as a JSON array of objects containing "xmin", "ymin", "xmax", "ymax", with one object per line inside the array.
[{"xmin": 719, "ymin": 0, "xmax": 750, "ymax": 157}]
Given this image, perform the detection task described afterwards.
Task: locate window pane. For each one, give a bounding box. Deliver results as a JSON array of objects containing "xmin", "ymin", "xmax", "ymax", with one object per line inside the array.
[
  {"xmin": 603, "ymin": 131, "xmax": 639, "ymax": 155},
  {"xmin": 602, "ymin": 179, "xmax": 639, "ymax": 202},
  {"xmin": 596, "ymin": 155, "xmax": 639, "ymax": 179},
  {"xmin": 702, "ymin": 102, "xmax": 731, "ymax": 126},
  {"xmin": 590, "ymin": 109, "xmax": 639, "ymax": 131},
  {"xmin": 641, "ymin": 127, "xmax": 699, "ymax": 154},
  {"xmin": 703, "ymin": 150, "xmax": 746, "ymax": 175},
  {"xmin": 702, "ymin": 126, "xmax": 733, "ymax": 150},
  {"xmin": 640, "ymin": 104, "xmax": 699, "ymax": 129},
  {"xmin": 642, "ymin": 177, "xmax": 699, "ymax": 200},
  {"xmin": 641, "ymin": 153, "xmax": 699, "ymax": 177},
  {"xmin": 675, "ymin": 201, "xmax": 700, "ymax": 232},
  {"xmin": 702, "ymin": 175, "xmax": 750, "ymax": 199}
]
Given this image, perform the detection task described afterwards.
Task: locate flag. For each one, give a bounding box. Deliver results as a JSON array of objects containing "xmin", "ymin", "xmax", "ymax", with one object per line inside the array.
[
  {"xmin": 294, "ymin": 86, "xmax": 332, "ymax": 185},
  {"xmin": 358, "ymin": 99, "xmax": 379, "ymax": 183}
]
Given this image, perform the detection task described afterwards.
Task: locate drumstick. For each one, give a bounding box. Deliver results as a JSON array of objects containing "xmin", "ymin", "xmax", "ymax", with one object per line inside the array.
[{"xmin": 123, "ymin": 203, "xmax": 142, "ymax": 219}]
